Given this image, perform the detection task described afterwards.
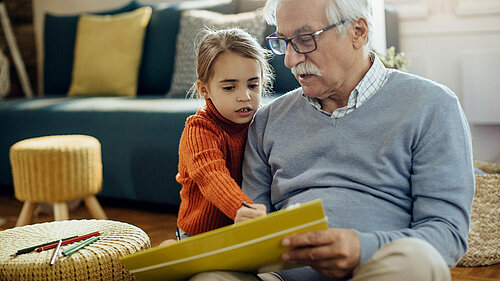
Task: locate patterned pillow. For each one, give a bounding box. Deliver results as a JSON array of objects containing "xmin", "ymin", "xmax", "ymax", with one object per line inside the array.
[{"xmin": 166, "ymin": 10, "xmax": 267, "ymax": 97}]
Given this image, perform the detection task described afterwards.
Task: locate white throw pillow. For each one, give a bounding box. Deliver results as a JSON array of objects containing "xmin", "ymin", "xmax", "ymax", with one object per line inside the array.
[{"xmin": 166, "ymin": 9, "xmax": 267, "ymax": 97}]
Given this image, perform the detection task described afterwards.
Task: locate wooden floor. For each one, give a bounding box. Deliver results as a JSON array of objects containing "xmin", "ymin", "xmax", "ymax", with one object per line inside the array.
[{"xmin": 1, "ymin": 194, "xmax": 499, "ymax": 280}]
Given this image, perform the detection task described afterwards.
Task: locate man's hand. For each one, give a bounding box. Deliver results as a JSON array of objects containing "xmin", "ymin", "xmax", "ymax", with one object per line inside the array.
[
  {"xmin": 234, "ymin": 203, "xmax": 266, "ymax": 223},
  {"xmin": 281, "ymin": 228, "xmax": 361, "ymax": 279}
]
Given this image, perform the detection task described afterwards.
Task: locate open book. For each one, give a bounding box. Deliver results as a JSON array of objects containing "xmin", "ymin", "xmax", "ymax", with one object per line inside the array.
[{"xmin": 120, "ymin": 199, "xmax": 328, "ymax": 281}]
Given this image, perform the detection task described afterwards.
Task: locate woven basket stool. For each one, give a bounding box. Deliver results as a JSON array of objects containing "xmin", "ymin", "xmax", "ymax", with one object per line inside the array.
[
  {"xmin": 458, "ymin": 161, "xmax": 500, "ymax": 267},
  {"xmin": 0, "ymin": 220, "xmax": 151, "ymax": 280},
  {"xmin": 10, "ymin": 135, "xmax": 107, "ymax": 226}
]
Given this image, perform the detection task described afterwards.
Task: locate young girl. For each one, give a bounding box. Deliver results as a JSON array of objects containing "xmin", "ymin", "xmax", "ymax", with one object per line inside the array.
[{"xmin": 175, "ymin": 28, "xmax": 273, "ymax": 238}]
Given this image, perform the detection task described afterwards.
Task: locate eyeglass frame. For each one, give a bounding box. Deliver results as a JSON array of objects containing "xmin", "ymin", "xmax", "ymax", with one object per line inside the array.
[{"xmin": 266, "ymin": 19, "xmax": 347, "ymax": 55}]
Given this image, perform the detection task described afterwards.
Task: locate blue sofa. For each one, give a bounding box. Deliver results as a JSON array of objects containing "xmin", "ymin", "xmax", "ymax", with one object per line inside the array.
[
  {"xmin": 0, "ymin": 0, "xmax": 298, "ymax": 206},
  {"xmin": 0, "ymin": 1, "xmax": 397, "ymax": 206}
]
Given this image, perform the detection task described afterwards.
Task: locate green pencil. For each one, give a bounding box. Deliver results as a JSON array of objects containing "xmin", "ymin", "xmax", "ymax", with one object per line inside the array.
[{"xmin": 62, "ymin": 236, "xmax": 100, "ymax": 256}]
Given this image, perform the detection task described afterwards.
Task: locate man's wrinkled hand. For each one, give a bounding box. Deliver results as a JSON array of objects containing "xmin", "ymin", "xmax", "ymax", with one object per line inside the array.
[{"xmin": 281, "ymin": 228, "xmax": 361, "ymax": 279}]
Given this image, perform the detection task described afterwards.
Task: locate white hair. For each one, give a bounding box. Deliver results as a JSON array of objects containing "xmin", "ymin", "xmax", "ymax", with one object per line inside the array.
[{"xmin": 262, "ymin": 0, "xmax": 373, "ymax": 57}]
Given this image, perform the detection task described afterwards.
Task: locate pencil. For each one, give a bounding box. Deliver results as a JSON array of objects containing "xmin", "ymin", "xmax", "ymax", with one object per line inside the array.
[
  {"xmin": 49, "ymin": 239, "xmax": 62, "ymax": 266},
  {"xmin": 11, "ymin": 235, "xmax": 78, "ymax": 257},
  {"xmin": 241, "ymin": 201, "xmax": 256, "ymax": 210},
  {"xmin": 35, "ymin": 231, "xmax": 100, "ymax": 252},
  {"xmin": 62, "ymin": 236, "xmax": 100, "ymax": 257},
  {"xmin": 175, "ymin": 227, "xmax": 181, "ymax": 241}
]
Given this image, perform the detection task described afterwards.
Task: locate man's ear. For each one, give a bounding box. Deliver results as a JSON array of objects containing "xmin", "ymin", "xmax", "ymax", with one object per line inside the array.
[
  {"xmin": 351, "ymin": 17, "xmax": 369, "ymax": 50},
  {"xmin": 196, "ymin": 80, "xmax": 209, "ymax": 98}
]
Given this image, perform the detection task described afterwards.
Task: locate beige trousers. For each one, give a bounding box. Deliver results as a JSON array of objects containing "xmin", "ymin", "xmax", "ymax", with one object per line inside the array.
[{"xmin": 189, "ymin": 238, "xmax": 451, "ymax": 281}]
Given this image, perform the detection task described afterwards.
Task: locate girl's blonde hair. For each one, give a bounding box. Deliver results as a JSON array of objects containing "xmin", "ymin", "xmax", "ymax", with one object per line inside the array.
[{"xmin": 188, "ymin": 27, "xmax": 274, "ymax": 99}]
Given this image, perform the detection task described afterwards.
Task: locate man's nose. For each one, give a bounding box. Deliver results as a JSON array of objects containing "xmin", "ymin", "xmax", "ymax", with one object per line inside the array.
[{"xmin": 284, "ymin": 44, "xmax": 305, "ymax": 69}]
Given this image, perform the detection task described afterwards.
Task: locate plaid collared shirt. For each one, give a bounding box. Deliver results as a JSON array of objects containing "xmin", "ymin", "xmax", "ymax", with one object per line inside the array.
[{"xmin": 305, "ymin": 52, "xmax": 389, "ymax": 118}]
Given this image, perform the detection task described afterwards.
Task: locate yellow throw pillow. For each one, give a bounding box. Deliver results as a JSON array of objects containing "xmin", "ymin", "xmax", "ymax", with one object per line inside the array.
[{"xmin": 68, "ymin": 7, "xmax": 152, "ymax": 97}]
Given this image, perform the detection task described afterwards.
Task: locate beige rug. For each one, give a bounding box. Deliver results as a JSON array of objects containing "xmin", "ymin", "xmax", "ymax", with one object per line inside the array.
[{"xmin": 458, "ymin": 161, "xmax": 500, "ymax": 267}]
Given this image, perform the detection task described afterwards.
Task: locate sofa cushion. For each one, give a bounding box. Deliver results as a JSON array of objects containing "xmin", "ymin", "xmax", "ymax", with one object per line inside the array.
[
  {"xmin": 135, "ymin": 4, "xmax": 181, "ymax": 96},
  {"xmin": 0, "ymin": 96, "xmax": 202, "ymax": 205},
  {"xmin": 68, "ymin": 7, "xmax": 152, "ymax": 97},
  {"xmin": 166, "ymin": 9, "xmax": 267, "ymax": 97},
  {"xmin": 43, "ymin": 1, "xmax": 138, "ymax": 95}
]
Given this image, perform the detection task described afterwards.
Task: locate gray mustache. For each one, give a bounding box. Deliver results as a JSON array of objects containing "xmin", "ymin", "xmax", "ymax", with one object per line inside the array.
[{"xmin": 291, "ymin": 62, "xmax": 322, "ymax": 76}]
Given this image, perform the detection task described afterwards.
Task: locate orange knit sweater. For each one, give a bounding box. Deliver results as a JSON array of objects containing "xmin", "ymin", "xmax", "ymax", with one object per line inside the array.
[{"xmin": 176, "ymin": 99, "xmax": 253, "ymax": 235}]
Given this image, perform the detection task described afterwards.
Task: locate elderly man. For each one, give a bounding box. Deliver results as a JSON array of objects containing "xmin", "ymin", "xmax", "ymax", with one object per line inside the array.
[{"xmin": 190, "ymin": 0, "xmax": 474, "ymax": 280}]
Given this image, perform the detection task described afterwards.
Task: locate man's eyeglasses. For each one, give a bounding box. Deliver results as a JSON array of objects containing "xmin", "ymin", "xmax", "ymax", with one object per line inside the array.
[{"xmin": 266, "ymin": 20, "xmax": 346, "ymax": 55}]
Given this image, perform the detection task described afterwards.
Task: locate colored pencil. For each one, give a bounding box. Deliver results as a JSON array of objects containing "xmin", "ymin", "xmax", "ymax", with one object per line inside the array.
[
  {"xmin": 62, "ymin": 236, "xmax": 100, "ymax": 256},
  {"xmin": 241, "ymin": 201, "xmax": 256, "ymax": 210},
  {"xmin": 175, "ymin": 227, "xmax": 181, "ymax": 241},
  {"xmin": 35, "ymin": 231, "xmax": 100, "ymax": 252},
  {"xmin": 11, "ymin": 235, "xmax": 78, "ymax": 257},
  {"xmin": 49, "ymin": 239, "xmax": 62, "ymax": 266}
]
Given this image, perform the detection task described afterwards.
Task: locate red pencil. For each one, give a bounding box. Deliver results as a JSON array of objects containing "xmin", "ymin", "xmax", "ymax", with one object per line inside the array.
[{"xmin": 35, "ymin": 231, "xmax": 100, "ymax": 252}]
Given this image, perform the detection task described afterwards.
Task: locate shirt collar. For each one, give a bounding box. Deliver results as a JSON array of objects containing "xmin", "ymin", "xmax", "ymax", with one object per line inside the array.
[{"xmin": 351, "ymin": 51, "xmax": 387, "ymax": 109}]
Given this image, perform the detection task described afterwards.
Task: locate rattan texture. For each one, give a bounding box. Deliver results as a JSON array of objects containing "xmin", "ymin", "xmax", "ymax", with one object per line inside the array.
[
  {"xmin": 0, "ymin": 220, "xmax": 151, "ymax": 280},
  {"xmin": 458, "ymin": 161, "xmax": 500, "ymax": 267},
  {"xmin": 10, "ymin": 135, "xmax": 103, "ymax": 202}
]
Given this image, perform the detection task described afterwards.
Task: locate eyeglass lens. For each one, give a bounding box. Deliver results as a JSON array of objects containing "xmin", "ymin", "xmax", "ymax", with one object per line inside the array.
[
  {"xmin": 268, "ymin": 34, "xmax": 317, "ymax": 55},
  {"xmin": 268, "ymin": 38, "xmax": 286, "ymax": 55}
]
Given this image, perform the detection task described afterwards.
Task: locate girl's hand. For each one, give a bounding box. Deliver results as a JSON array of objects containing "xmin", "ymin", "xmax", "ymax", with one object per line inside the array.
[
  {"xmin": 159, "ymin": 239, "xmax": 177, "ymax": 246},
  {"xmin": 234, "ymin": 203, "xmax": 266, "ymax": 223}
]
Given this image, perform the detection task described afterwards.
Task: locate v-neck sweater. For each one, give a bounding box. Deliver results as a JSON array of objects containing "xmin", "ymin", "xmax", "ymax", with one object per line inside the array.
[
  {"xmin": 242, "ymin": 70, "xmax": 474, "ymax": 279},
  {"xmin": 176, "ymin": 99, "xmax": 252, "ymax": 235}
]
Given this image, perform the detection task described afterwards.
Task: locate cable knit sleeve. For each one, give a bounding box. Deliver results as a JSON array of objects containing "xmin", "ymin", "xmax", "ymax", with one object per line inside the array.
[{"xmin": 180, "ymin": 116, "xmax": 252, "ymax": 220}]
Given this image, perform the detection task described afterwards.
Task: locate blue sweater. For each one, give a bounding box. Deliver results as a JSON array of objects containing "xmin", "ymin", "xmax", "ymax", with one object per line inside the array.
[{"xmin": 242, "ymin": 71, "xmax": 475, "ymax": 280}]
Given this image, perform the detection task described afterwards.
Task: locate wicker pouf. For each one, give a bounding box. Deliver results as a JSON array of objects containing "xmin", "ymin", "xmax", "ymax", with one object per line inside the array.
[
  {"xmin": 0, "ymin": 220, "xmax": 151, "ymax": 280},
  {"xmin": 458, "ymin": 161, "xmax": 500, "ymax": 267},
  {"xmin": 10, "ymin": 135, "xmax": 107, "ymax": 226}
]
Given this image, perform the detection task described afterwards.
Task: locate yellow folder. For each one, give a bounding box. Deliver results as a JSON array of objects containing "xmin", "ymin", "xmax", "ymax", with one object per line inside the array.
[{"xmin": 120, "ymin": 199, "xmax": 328, "ymax": 281}]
